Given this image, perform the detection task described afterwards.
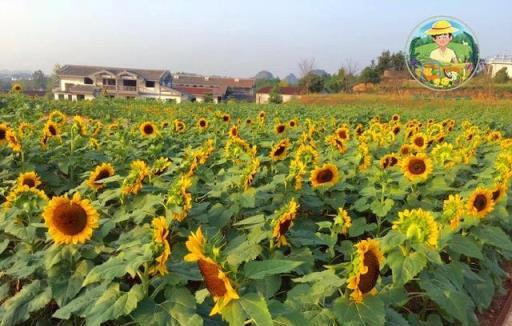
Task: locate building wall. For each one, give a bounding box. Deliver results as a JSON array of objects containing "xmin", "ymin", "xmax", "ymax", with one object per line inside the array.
[
  {"xmin": 60, "ymin": 77, "xmax": 86, "ymax": 90},
  {"xmin": 255, "ymin": 93, "xmax": 300, "ymax": 104}
]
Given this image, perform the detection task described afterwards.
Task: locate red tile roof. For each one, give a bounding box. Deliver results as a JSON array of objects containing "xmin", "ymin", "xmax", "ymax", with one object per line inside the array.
[{"xmin": 257, "ymin": 86, "xmax": 305, "ymax": 95}]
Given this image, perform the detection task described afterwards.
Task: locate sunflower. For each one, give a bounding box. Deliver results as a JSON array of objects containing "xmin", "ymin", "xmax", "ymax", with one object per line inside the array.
[
  {"xmin": 442, "ymin": 194, "xmax": 464, "ymax": 230},
  {"xmin": 197, "ymin": 118, "xmax": 208, "ymax": 129},
  {"xmin": 17, "ymin": 122, "xmax": 32, "ymax": 136},
  {"xmin": 275, "ymin": 123, "xmax": 286, "ymax": 134},
  {"xmin": 0, "ymin": 123, "xmax": 8, "ymax": 144},
  {"xmin": 140, "ymin": 121, "xmax": 158, "ymax": 137},
  {"xmin": 149, "ymin": 216, "xmax": 171, "ymax": 276},
  {"xmin": 49, "ymin": 110, "xmax": 66, "ymax": 125},
  {"xmin": 6, "ymin": 129, "xmax": 21, "ymax": 153},
  {"xmin": 289, "ymin": 119, "xmax": 297, "ymax": 128},
  {"xmin": 392, "ymin": 125, "xmax": 401, "ymax": 135},
  {"xmin": 3, "ymin": 185, "xmax": 48, "ymax": 210},
  {"xmin": 166, "ymin": 174, "xmax": 193, "ymax": 222},
  {"xmin": 491, "ymin": 183, "xmax": 508, "ymax": 203},
  {"xmin": 11, "ymin": 83, "xmax": 23, "ymax": 93},
  {"xmin": 411, "ymin": 133, "xmax": 428, "ymax": 151},
  {"xmin": 335, "ymin": 127, "xmax": 350, "ymax": 141},
  {"xmin": 487, "ymin": 131, "xmax": 502, "ymax": 142},
  {"xmin": 310, "ymin": 163, "xmax": 340, "ymax": 188},
  {"xmin": 151, "ymin": 157, "xmax": 172, "ymax": 176},
  {"xmin": 87, "ymin": 163, "xmax": 115, "ymax": 191},
  {"xmin": 184, "ymin": 227, "xmax": 239, "ymax": 316},
  {"xmin": 246, "ymin": 118, "xmax": 252, "ymax": 125},
  {"xmin": 347, "ymin": 238, "xmax": 384, "ymax": 303},
  {"xmin": 401, "ymin": 153, "xmax": 433, "ymax": 182},
  {"xmin": 391, "ymin": 114, "xmax": 400, "ymax": 122},
  {"xmin": 44, "ymin": 120, "xmax": 60, "ymax": 137},
  {"xmin": 380, "ymin": 153, "xmax": 399, "ymax": 169},
  {"xmin": 174, "ymin": 120, "xmax": 186, "ymax": 133},
  {"xmin": 392, "ymin": 208, "xmax": 439, "ymax": 248},
  {"xmin": 222, "ymin": 114, "xmax": 231, "ymax": 122},
  {"xmin": 431, "ymin": 143, "xmax": 458, "ymax": 169},
  {"xmin": 72, "ymin": 116, "xmax": 88, "ymax": 136},
  {"xmin": 272, "ymin": 199, "xmax": 299, "ymax": 247},
  {"xmin": 467, "ymin": 188, "xmax": 495, "ymax": 218},
  {"xmin": 326, "ymin": 135, "xmax": 347, "ymax": 154},
  {"xmin": 229, "ymin": 125, "xmax": 239, "ymax": 138},
  {"xmin": 16, "ymin": 171, "xmax": 42, "ymax": 189},
  {"xmin": 43, "ymin": 192, "xmax": 99, "ymax": 245},
  {"xmin": 334, "ymin": 208, "xmax": 352, "ymax": 235},
  {"xmin": 355, "ymin": 124, "xmax": 364, "ymax": 136},
  {"xmin": 270, "ymin": 139, "xmax": 290, "ymax": 161},
  {"xmin": 121, "ymin": 160, "xmax": 150, "ymax": 195},
  {"xmin": 258, "ymin": 111, "xmax": 265, "ymax": 120}
]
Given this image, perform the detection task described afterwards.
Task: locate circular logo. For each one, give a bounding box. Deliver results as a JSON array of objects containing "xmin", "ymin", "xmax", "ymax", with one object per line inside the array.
[{"xmin": 405, "ymin": 16, "xmax": 479, "ymax": 91}]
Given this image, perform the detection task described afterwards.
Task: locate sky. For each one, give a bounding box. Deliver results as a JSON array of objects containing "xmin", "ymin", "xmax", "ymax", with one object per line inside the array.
[{"xmin": 0, "ymin": 0, "xmax": 511, "ymax": 78}]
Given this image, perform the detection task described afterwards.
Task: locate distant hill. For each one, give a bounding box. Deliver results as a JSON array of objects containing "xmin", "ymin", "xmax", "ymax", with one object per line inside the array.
[
  {"xmin": 310, "ymin": 69, "xmax": 329, "ymax": 77},
  {"xmin": 254, "ymin": 70, "xmax": 274, "ymax": 80}
]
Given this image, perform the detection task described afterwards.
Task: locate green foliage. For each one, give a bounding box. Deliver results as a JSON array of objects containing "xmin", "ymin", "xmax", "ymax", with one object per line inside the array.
[{"xmin": 493, "ymin": 67, "xmax": 510, "ymax": 84}]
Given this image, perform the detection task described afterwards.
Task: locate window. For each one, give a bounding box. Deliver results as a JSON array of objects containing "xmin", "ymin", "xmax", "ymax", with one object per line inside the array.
[
  {"xmin": 84, "ymin": 77, "xmax": 93, "ymax": 85},
  {"xmin": 145, "ymin": 80, "xmax": 155, "ymax": 88},
  {"xmin": 68, "ymin": 95, "xmax": 72, "ymax": 100},
  {"xmin": 58, "ymin": 94, "xmax": 64, "ymax": 100},
  {"xmin": 103, "ymin": 78, "xmax": 116, "ymax": 86},
  {"xmin": 77, "ymin": 94, "xmax": 85, "ymax": 101},
  {"xmin": 123, "ymin": 80, "xmax": 137, "ymax": 87}
]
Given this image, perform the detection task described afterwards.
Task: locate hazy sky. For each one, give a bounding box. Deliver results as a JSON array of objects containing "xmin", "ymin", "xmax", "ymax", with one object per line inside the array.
[{"xmin": 1, "ymin": 0, "xmax": 511, "ymax": 78}]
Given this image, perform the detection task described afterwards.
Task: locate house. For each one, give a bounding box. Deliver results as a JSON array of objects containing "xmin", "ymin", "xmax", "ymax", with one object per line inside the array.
[
  {"xmin": 487, "ymin": 55, "xmax": 512, "ymax": 78},
  {"xmin": 53, "ymin": 65, "xmax": 188, "ymax": 102},
  {"xmin": 255, "ymin": 86, "xmax": 304, "ymax": 104},
  {"xmin": 172, "ymin": 74, "xmax": 255, "ymax": 102}
]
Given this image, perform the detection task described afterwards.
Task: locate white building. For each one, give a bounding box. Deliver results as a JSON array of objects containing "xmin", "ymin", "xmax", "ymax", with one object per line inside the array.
[
  {"xmin": 53, "ymin": 65, "xmax": 188, "ymax": 102},
  {"xmin": 487, "ymin": 55, "xmax": 512, "ymax": 78}
]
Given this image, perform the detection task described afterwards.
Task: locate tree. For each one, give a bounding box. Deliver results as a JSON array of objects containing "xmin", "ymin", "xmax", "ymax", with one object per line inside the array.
[
  {"xmin": 203, "ymin": 92, "xmax": 213, "ymax": 103},
  {"xmin": 32, "ymin": 70, "xmax": 47, "ymax": 90},
  {"xmin": 376, "ymin": 50, "xmax": 406, "ymax": 74},
  {"xmin": 299, "ymin": 72, "xmax": 325, "ymax": 93},
  {"xmin": 268, "ymin": 85, "xmax": 283, "ymax": 104},
  {"xmin": 493, "ymin": 67, "xmax": 510, "ymax": 84},
  {"xmin": 298, "ymin": 58, "xmax": 315, "ymax": 93},
  {"xmin": 359, "ymin": 61, "xmax": 380, "ymax": 84},
  {"xmin": 46, "ymin": 64, "xmax": 61, "ymax": 97}
]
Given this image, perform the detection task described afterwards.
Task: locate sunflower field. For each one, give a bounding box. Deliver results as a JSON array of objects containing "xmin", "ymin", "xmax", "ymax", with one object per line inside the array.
[{"xmin": 1, "ymin": 94, "xmax": 512, "ymax": 326}]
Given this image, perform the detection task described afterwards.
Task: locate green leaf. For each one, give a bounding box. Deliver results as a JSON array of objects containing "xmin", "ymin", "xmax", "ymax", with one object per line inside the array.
[
  {"xmin": 53, "ymin": 283, "xmax": 108, "ymax": 320},
  {"xmin": 447, "ymin": 234, "xmax": 483, "ymax": 259},
  {"xmin": 472, "ymin": 226, "xmax": 512, "ymax": 251},
  {"xmin": 131, "ymin": 288, "xmax": 203, "ymax": 326},
  {"xmin": 0, "ymin": 239, "xmax": 9, "ymax": 255},
  {"xmin": 332, "ymin": 295, "xmax": 385, "ymax": 326},
  {"xmin": 240, "ymin": 293, "xmax": 273, "ymax": 326},
  {"xmin": 370, "ymin": 198, "xmax": 394, "ymax": 218},
  {"xmin": 0, "ymin": 280, "xmax": 52, "ymax": 326},
  {"xmin": 349, "ymin": 217, "xmax": 377, "ymax": 237},
  {"xmin": 388, "ymin": 250, "xmax": 427, "ymax": 285},
  {"xmin": 240, "ymin": 187, "xmax": 257, "ymax": 208},
  {"xmin": 244, "ymin": 259, "xmax": 303, "ymax": 279},
  {"xmin": 48, "ymin": 259, "xmax": 92, "ymax": 306},
  {"xmin": 222, "ymin": 301, "xmax": 246, "ymax": 326},
  {"xmin": 233, "ymin": 214, "xmax": 265, "ymax": 227}
]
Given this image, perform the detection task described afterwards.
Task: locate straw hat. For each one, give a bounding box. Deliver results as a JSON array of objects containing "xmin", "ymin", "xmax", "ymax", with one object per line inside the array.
[{"xmin": 425, "ymin": 20, "xmax": 458, "ymax": 36}]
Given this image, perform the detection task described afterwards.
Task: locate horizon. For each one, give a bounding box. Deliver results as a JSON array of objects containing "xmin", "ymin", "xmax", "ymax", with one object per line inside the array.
[{"xmin": 1, "ymin": 0, "xmax": 511, "ymax": 78}]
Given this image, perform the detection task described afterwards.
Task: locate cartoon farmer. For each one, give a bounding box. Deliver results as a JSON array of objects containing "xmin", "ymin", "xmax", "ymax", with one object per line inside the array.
[{"xmin": 426, "ymin": 20, "xmax": 458, "ymax": 64}]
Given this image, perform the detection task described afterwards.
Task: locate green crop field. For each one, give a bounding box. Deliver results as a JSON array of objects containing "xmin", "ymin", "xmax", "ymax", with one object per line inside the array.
[{"xmin": 1, "ymin": 94, "xmax": 512, "ymax": 326}]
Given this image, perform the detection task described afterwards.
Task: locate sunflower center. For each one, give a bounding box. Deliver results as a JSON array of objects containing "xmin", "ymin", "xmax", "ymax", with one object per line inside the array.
[
  {"xmin": 401, "ymin": 147, "xmax": 409, "ymax": 155},
  {"xmin": 358, "ymin": 251, "xmax": 380, "ymax": 294},
  {"xmin": 316, "ymin": 169, "xmax": 334, "ymax": 183},
  {"xmin": 338, "ymin": 130, "xmax": 347, "ymax": 139},
  {"xmin": 389, "ymin": 157, "xmax": 398, "ymax": 167},
  {"xmin": 200, "ymin": 120, "xmax": 206, "ymax": 127},
  {"xmin": 144, "ymin": 125, "xmax": 154, "ymax": 134},
  {"xmin": 223, "ymin": 116, "xmax": 229, "ymax": 121},
  {"xmin": 49, "ymin": 126, "xmax": 57, "ymax": 136},
  {"xmin": 414, "ymin": 137, "xmax": 424, "ymax": 147},
  {"xmin": 277, "ymin": 125, "xmax": 285, "ymax": 133},
  {"xmin": 408, "ymin": 159, "xmax": 426, "ymax": 175},
  {"xmin": 273, "ymin": 145, "xmax": 286, "ymax": 157},
  {"xmin": 279, "ymin": 218, "xmax": 292, "ymax": 235},
  {"xmin": 53, "ymin": 203, "xmax": 88, "ymax": 236},
  {"xmin": 290, "ymin": 121, "xmax": 296, "ymax": 127},
  {"xmin": 94, "ymin": 169, "xmax": 111, "ymax": 184},
  {"xmin": 197, "ymin": 259, "xmax": 227, "ymax": 297},
  {"xmin": 231, "ymin": 128, "xmax": 238, "ymax": 136},
  {"xmin": 473, "ymin": 194, "xmax": 488, "ymax": 211},
  {"xmin": 0, "ymin": 129, "xmax": 6, "ymax": 140},
  {"xmin": 393, "ymin": 127, "xmax": 400, "ymax": 135},
  {"xmin": 23, "ymin": 178, "xmax": 36, "ymax": 188},
  {"xmin": 492, "ymin": 189, "xmax": 501, "ymax": 201}
]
